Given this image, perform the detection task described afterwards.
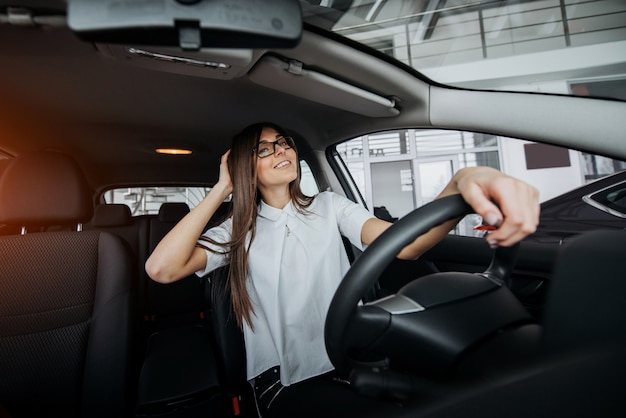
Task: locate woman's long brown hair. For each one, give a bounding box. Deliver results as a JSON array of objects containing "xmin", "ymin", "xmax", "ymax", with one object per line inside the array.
[{"xmin": 206, "ymin": 122, "xmax": 313, "ymax": 329}]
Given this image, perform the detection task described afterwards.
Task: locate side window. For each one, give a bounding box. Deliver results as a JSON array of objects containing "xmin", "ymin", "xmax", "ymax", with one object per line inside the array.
[
  {"xmin": 334, "ymin": 129, "xmax": 625, "ymax": 236},
  {"xmin": 300, "ymin": 159, "xmax": 320, "ymax": 197},
  {"xmin": 103, "ymin": 186, "xmax": 212, "ymax": 215}
]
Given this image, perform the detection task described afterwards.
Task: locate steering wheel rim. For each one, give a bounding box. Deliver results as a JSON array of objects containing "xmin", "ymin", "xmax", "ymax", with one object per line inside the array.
[{"xmin": 325, "ymin": 194, "xmax": 478, "ymax": 375}]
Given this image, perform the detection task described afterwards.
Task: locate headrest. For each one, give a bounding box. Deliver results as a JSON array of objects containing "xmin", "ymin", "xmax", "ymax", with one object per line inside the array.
[
  {"xmin": 92, "ymin": 204, "xmax": 132, "ymax": 227},
  {"xmin": 0, "ymin": 151, "xmax": 93, "ymax": 226},
  {"xmin": 158, "ymin": 202, "xmax": 190, "ymax": 223}
]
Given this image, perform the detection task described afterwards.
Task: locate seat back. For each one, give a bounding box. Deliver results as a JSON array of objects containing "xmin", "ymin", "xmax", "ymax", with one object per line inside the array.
[
  {"xmin": 210, "ymin": 266, "xmax": 248, "ymax": 394},
  {"xmin": 541, "ymin": 229, "xmax": 626, "ymax": 353},
  {"xmin": 385, "ymin": 230, "xmax": 626, "ymax": 418},
  {"xmin": 89, "ymin": 203, "xmax": 144, "ymax": 267},
  {"xmin": 143, "ymin": 202, "xmax": 209, "ymax": 326},
  {"xmin": 90, "ymin": 203, "xmax": 137, "ymax": 253},
  {"xmin": 0, "ymin": 151, "xmax": 134, "ymax": 418},
  {"xmin": 88, "ymin": 203, "xmax": 150, "ymax": 303},
  {"xmin": 204, "ymin": 202, "xmax": 251, "ymax": 404}
]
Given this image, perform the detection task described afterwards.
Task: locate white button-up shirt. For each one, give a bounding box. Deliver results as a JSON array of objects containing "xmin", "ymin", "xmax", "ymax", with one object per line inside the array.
[{"xmin": 196, "ymin": 191, "xmax": 374, "ymax": 385}]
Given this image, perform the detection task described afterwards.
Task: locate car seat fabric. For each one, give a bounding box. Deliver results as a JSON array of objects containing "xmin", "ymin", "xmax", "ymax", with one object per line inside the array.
[{"xmin": 0, "ymin": 151, "xmax": 134, "ymax": 418}]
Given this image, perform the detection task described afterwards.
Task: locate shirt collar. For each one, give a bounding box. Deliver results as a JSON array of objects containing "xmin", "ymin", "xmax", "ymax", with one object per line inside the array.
[{"xmin": 258, "ymin": 199, "xmax": 296, "ymax": 221}]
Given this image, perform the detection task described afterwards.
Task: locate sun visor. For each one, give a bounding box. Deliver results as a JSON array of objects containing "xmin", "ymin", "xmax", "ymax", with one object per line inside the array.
[{"xmin": 248, "ymin": 56, "xmax": 399, "ymax": 118}]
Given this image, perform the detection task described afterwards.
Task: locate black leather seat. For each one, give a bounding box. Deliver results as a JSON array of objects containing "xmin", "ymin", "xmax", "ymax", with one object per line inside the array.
[
  {"xmin": 89, "ymin": 203, "xmax": 139, "ymax": 257},
  {"xmin": 209, "ymin": 266, "xmax": 249, "ymax": 403},
  {"xmin": 540, "ymin": 229, "xmax": 626, "ymax": 353},
  {"xmin": 144, "ymin": 202, "xmax": 209, "ymax": 326},
  {"xmin": 88, "ymin": 203, "xmax": 150, "ymax": 283},
  {"xmin": 0, "ymin": 151, "xmax": 135, "ymax": 418}
]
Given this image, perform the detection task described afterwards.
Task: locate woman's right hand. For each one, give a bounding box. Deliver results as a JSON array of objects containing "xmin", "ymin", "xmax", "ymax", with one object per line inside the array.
[{"xmin": 215, "ymin": 149, "xmax": 233, "ymax": 196}]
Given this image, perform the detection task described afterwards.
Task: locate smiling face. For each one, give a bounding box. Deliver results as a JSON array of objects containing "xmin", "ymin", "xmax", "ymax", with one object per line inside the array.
[{"xmin": 255, "ymin": 126, "xmax": 298, "ymax": 195}]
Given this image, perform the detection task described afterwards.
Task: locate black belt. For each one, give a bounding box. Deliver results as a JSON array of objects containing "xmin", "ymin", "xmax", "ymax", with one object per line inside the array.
[{"xmin": 252, "ymin": 366, "xmax": 284, "ymax": 413}]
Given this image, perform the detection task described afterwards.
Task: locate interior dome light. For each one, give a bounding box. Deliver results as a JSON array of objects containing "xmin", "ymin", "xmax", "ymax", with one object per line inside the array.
[{"xmin": 155, "ymin": 148, "xmax": 192, "ymax": 155}]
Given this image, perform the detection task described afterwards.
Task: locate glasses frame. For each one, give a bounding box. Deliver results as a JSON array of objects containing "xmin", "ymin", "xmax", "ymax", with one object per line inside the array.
[{"xmin": 252, "ymin": 136, "xmax": 295, "ymax": 158}]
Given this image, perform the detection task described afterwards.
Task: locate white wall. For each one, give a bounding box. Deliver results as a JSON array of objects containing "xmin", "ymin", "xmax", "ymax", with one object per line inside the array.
[
  {"xmin": 371, "ymin": 161, "xmax": 414, "ymax": 218},
  {"xmin": 499, "ymin": 137, "xmax": 585, "ymax": 202}
]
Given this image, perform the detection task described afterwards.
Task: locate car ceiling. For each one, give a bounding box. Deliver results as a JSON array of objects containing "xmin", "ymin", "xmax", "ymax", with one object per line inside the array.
[{"xmin": 0, "ymin": 0, "xmax": 430, "ymax": 193}]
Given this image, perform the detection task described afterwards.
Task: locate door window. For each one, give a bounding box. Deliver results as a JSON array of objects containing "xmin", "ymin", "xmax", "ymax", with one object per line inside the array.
[{"xmin": 333, "ymin": 128, "xmax": 624, "ymax": 237}]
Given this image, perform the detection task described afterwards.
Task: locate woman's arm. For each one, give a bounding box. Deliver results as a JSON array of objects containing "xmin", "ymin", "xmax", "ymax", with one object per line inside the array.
[
  {"xmin": 145, "ymin": 151, "xmax": 233, "ymax": 283},
  {"xmin": 361, "ymin": 166, "xmax": 540, "ymax": 260}
]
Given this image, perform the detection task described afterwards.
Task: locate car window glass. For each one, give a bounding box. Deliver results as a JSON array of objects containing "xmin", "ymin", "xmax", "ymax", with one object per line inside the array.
[
  {"xmin": 334, "ymin": 129, "xmax": 626, "ymax": 236},
  {"xmin": 306, "ymin": 0, "xmax": 626, "ymax": 101},
  {"xmin": 608, "ymin": 188, "xmax": 626, "ymax": 208}
]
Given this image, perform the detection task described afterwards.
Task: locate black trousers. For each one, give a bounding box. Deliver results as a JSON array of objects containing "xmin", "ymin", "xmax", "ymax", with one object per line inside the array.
[
  {"xmin": 250, "ymin": 367, "xmax": 402, "ymax": 418},
  {"xmin": 251, "ymin": 367, "xmax": 283, "ymax": 414}
]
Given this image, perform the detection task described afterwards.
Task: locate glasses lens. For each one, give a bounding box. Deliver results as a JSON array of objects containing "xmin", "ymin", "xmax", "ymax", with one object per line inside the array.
[
  {"xmin": 257, "ymin": 143, "xmax": 273, "ymax": 158},
  {"xmin": 254, "ymin": 136, "xmax": 294, "ymax": 158},
  {"xmin": 278, "ymin": 136, "xmax": 295, "ymax": 150}
]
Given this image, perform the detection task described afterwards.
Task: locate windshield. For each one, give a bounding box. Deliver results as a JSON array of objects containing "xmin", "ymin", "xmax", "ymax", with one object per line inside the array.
[{"xmin": 303, "ymin": 0, "xmax": 626, "ymax": 101}]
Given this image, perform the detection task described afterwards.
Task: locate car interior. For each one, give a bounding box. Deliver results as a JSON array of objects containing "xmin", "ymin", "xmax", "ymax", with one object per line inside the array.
[{"xmin": 1, "ymin": 1, "xmax": 625, "ymax": 417}]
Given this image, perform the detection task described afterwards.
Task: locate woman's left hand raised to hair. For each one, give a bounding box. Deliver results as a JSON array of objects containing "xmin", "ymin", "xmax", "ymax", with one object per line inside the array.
[{"xmin": 452, "ymin": 166, "xmax": 540, "ymax": 248}]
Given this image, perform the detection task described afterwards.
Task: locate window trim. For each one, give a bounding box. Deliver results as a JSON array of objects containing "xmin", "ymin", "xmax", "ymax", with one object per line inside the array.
[{"xmin": 583, "ymin": 179, "xmax": 626, "ymax": 219}]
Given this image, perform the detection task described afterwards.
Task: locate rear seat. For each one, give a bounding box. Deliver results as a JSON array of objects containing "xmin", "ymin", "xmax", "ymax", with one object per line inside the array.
[
  {"xmin": 88, "ymin": 201, "xmax": 231, "ymax": 417},
  {"xmin": 88, "ymin": 202, "xmax": 211, "ymax": 331},
  {"xmin": 88, "ymin": 204, "xmax": 150, "ymax": 308},
  {"xmin": 137, "ymin": 202, "xmax": 229, "ymax": 417},
  {"xmin": 143, "ymin": 202, "xmax": 210, "ymax": 329}
]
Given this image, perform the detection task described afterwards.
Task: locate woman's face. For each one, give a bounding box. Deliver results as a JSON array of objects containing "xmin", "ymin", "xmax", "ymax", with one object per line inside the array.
[{"xmin": 255, "ymin": 127, "xmax": 298, "ymax": 191}]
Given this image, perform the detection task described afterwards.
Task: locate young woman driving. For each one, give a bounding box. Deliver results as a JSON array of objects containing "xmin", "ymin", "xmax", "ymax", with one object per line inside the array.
[{"xmin": 146, "ymin": 122, "xmax": 539, "ymax": 416}]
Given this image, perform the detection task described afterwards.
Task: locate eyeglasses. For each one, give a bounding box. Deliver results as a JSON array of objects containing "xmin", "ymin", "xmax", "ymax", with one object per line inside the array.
[{"xmin": 252, "ymin": 136, "xmax": 295, "ymax": 158}]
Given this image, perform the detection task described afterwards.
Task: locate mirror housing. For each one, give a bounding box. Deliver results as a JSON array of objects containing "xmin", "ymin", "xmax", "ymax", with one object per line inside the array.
[{"xmin": 68, "ymin": 0, "xmax": 302, "ymax": 50}]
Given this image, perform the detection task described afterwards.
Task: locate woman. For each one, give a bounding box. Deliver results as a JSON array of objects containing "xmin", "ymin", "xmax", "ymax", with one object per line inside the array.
[{"xmin": 146, "ymin": 122, "xmax": 539, "ymax": 416}]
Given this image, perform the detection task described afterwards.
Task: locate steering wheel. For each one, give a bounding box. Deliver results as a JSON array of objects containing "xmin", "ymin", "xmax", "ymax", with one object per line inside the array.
[{"xmin": 325, "ymin": 194, "xmax": 528, "ymax": 382}]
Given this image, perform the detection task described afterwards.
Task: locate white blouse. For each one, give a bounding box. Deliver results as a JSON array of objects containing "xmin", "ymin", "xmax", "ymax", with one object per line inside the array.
[{"xmin": 195, "ymin": 191, "xmax": 374, "ymax": 386}]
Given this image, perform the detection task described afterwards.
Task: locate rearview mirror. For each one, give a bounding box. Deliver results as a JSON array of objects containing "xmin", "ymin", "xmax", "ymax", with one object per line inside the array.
[{"xmin": 68, "ymin": 0, "xmax": 302, "ymax": 50}]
